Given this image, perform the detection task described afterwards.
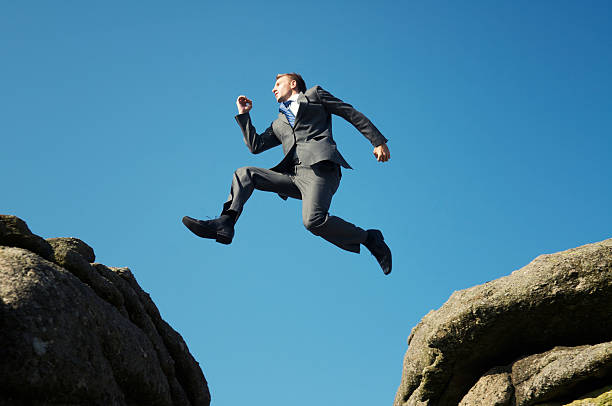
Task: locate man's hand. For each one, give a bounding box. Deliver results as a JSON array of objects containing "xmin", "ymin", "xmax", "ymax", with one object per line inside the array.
[
  {"xmin": 373, "ymin": 143, "xmax": 391, "ymax": 162},
  {"xmin": 236, "ymin": 95, "xmax": 253, "ymax": 114}
]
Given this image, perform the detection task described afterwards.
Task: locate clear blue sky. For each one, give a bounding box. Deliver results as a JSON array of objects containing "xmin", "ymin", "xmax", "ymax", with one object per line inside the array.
[{"xmin": 2, "ymin": 2, "xmax": 611, "ymax": 405}]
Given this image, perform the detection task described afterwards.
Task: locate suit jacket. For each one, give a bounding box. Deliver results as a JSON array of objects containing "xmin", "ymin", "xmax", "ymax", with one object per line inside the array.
[{"xmin": 235, "ymin": 85, "xmax": 387, "ymax": 172}]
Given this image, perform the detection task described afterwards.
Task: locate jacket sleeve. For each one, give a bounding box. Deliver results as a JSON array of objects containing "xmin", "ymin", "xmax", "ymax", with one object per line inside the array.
[
  {"xmin": 235, "ymin": 112, "xmax": 281, "ymax": 154},
  {"xmin": 314, "ymin": 86, "xmax": 388, "ymax": 147}
]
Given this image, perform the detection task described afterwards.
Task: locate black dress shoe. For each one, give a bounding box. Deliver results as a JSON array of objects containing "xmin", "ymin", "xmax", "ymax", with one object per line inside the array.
[
  {"xmin": 364, "ymin": 229, "xmax": 392, "ymax": 275},
  {"xmin": 182, "ymin": 215, "xmax": 234, "ymax": 245}
]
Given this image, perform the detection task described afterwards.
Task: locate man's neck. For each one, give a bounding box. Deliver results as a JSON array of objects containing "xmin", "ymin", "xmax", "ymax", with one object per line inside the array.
[{"xmin": 285, "ymin": 92, "xmax": 301, "ymax": 102}]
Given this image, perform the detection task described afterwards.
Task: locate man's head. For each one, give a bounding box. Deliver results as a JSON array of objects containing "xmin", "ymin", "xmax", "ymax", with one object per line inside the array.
[{"xmin": 272, "ymin": 72, "xmax": 306, "ymax": 102}]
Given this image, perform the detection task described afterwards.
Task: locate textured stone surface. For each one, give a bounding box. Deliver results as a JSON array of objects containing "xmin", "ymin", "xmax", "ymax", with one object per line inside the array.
[
  {"xmin": 0, "ymin": 215, "xmax": 52, "ymax": 261},
  {"xmin": 459, "ymin": 367, "xmax": 513, "ymax": 406},
  {"xmin": 394, "ymin": 238, "xmax": 612, "ymax": 405},
  {"xmin": 0, "ymin": 215, "xmax": 210, "ymax": 406},
  {"xmin": 47, "ymin": 237, "xmax": 95, "ymax": 263},
  {"xmin": 459, "ymin": 343, "xmax": 612, "ymax": 406},
  {"xmin": 512, "ymin": 342, "xmax": 612, "ymax": 405}
]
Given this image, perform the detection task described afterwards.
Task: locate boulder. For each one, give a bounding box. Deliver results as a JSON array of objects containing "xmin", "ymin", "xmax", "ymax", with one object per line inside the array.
[
  {"xmin": 0, "ymin": 215, "xmax": 52, "ymax": 261},
  {"xmin": 511, "ymin": 342, "xmax": 612, "ymax": 404},
  {"xmin": 0, "ymin": 215, "xmax": 210, "ymax": 406},
  {"xmin": 459, "ymin": 343, "xmax": 612, "ymax": 405},
  {"xmin": 458, "ymin": 367, "xmax": 514, "ymax": 406},
  {"xmin": 394, "ymin": 238, "xmax": 612, "ymax": 405}
]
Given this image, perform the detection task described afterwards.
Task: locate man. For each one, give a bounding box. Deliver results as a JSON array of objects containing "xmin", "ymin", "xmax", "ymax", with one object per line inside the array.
[{"xmin": 182, "ymin": 73, "xmax": 392, "ymax": 275}]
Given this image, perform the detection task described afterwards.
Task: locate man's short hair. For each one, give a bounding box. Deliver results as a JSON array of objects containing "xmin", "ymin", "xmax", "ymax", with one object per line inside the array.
[{"xmin": 276, "ymin": 72, "xmax": 307, "ymax": 93}]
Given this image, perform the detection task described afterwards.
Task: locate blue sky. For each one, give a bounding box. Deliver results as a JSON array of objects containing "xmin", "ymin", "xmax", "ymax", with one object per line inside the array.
[{"xmin": 2, "ymin": 2, "xmax": 611, "ymax": 405}]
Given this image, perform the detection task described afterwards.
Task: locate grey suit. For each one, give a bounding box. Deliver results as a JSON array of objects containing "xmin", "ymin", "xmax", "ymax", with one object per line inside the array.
[{"xmin": 222, "ymin": 85, "xmax": 387, "ymax": 253}]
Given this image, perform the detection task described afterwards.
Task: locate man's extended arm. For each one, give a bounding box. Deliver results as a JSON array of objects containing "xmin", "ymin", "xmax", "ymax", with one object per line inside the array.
[
  {"xmin": 314, "ymin": 86, "xmax": 390, "ymax": 162},
  {"xmin": 234, "ymin": 95, "xmax": 281, "ymax": 154}
]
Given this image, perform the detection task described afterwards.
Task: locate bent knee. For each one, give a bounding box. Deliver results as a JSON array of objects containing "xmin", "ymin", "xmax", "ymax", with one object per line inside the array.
[
  {"xmin": 234, "ymin": 166, "xmax": 255, "ymax": 179},
  {"xmin": 303, "ymin": 215, "xmax": 327, "ymax": 235}
]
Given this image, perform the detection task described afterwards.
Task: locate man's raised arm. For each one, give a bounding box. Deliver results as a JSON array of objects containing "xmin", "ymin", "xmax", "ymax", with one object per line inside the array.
[{"xmin": 234, "ymin": 95, "xmax": 281, "ymax": 154}]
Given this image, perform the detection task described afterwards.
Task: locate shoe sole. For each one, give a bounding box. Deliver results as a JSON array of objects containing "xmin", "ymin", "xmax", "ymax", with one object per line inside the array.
[{"xmin": 216, "ymin": 234, "xmax": 232, "ymax": 245}]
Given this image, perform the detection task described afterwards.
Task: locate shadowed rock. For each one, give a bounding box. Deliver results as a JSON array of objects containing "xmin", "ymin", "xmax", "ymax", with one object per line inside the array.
[
  {"xmin": 0, "ymin": 215, "xmax": 210, "ymax": 406},
  {"xmin": 564, "ymin": 386, "xmax": 612, "ymax": 405},
  {"xmin": 459, "ymin": 343, "xmax": 612, "ymax": 405},
  {"xmin": 458, "ymin": 367, "xmax": 514, "ymax": 406},
  {"xmin": 511, "ymin": 342, "xmax": 612, "ymax": 404},
  {"xmin": 0, "ymin": 215, "xmax": 53, "ymax": 261},
  {"xmin": 394, "ymin": 238, "xmax": 612, "ymax": 405}
]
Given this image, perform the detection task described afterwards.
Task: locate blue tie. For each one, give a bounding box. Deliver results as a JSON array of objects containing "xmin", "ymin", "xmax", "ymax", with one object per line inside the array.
[{"xmin": 279, "ymin": 100, "xmax": 295, "ymax": 127}]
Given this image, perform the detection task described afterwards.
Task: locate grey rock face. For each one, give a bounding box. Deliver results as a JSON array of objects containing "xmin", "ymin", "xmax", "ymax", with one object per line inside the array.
[
  {"xmin": 394, "ymin": 238, "xmax": 612, "ymax": 405},
  {"xmin": 511, "ymin": 342, "xmax": 612, "ymax": 404},
  {"xmin": 459, "ymin": 343, "xmax": 612, "ymax": 405},
  {"xmin": 0, "ymin": 215, "xmax": 210, "ymax": 406},
  {"xmin": 458, "ymin": 367, "xmax": 513, "ymax": 406}
]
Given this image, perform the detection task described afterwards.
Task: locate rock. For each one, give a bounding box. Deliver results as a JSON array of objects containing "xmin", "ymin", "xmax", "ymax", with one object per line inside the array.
[
  {"xmin": 394, "ymin": 238, "xmax": 612, "ymax": 405},
  {"xmin": 459, "ymin": 343, "xmax": 612, "ymax": 405},
  {"xmin": 46, "ymin": 237, "xmax": 124, "ymax": 309},
  {"xmin": 0, "ymin": 215, "xmax": 210, "ymax": 405},
  {"xmin": 512, "ymin": 342, "xmax": 612, "ymax": 404},
  {"xmin": 47, "ymin": 237, "xmax": 95, "ymax": 263},
  {"xmin": 458, "ymin": 367, "xmax": 513, "ymax": 406},
  {"xmin": 0, "ymin": 215, "xmax": 53, "ymax": 261}
]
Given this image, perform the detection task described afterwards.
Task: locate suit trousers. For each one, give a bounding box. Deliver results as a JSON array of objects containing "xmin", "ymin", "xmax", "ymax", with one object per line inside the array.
[{"xmin": 222, "ymin": 162, "xmax": 368, "ymax": 253}]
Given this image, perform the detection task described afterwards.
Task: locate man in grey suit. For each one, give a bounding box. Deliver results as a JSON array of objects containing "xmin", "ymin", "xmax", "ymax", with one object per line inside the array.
[{"xmin": 183, "ymin": 73, "xmax": 392, "ymax": 274}]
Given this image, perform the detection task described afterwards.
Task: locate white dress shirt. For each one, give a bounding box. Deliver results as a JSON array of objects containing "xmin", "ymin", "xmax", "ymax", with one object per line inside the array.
[{"xmin": 286, "ymin": 92, "xmax": 302, "ymax": 116}]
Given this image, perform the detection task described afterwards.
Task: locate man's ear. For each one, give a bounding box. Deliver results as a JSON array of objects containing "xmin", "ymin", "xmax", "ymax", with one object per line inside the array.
[{"xmin": 290, "ymin": 80, "xmax": 297, "ymax": 90}]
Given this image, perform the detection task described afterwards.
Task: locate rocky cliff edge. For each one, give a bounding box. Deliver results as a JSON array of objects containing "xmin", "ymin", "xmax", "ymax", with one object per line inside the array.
[
  {"xmin": 394, "ymin": 238, "xmax": 612, "ymax": 406},
  {"xmin": 0, "ymin": 215, "xmax": 210, "ymax": 406}
]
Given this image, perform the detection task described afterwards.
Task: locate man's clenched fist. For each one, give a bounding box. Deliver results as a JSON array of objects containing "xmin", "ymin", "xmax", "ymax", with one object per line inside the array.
[
  {"xmin": 236, "ymin": 95, "xmax": 253, "ymax": 114},
  {"xmin": 373, "ymin": 143, "xmax": 391, "ymax": 162}
]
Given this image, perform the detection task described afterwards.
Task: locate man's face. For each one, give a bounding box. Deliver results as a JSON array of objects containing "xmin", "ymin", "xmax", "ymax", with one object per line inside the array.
[{"xmin": 272, "ymin": 76, "xmax": 296, "ymax": 102}]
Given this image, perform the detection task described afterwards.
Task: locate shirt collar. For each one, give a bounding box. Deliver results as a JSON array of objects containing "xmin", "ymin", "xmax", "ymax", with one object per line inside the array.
[{"xmin": 282, "ymin": 92, "xmax": 302, "ymax": 107}]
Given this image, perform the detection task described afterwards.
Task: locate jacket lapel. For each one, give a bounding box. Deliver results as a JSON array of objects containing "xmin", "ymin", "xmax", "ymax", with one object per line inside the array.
[
  {"xmin": 278, "ymin": 111, "xmax": 290, "ymax": 127},
  {"xmin": 292, "ymin": 93, "xmax": 308, "ymax": 127}
]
